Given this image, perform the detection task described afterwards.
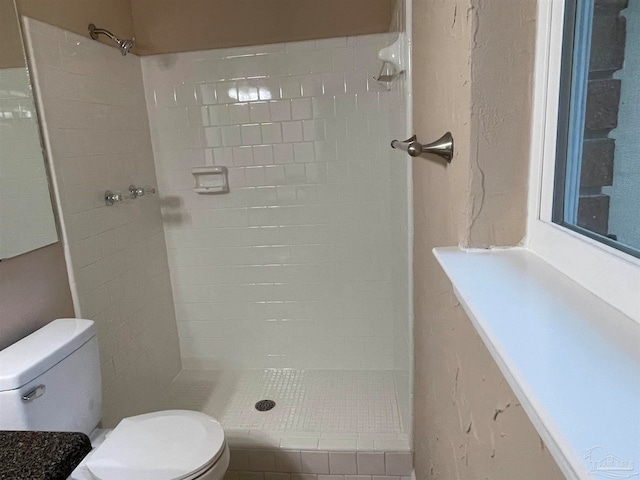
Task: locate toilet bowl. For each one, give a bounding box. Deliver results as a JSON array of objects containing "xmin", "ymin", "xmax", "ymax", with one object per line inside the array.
[
  {"xmin": 0, "ymin": 319, "xmax": 230, "ymax": 480},
  {"xmin": 71, "ymin": 410, "xmax": 230, "ymax": 480}
]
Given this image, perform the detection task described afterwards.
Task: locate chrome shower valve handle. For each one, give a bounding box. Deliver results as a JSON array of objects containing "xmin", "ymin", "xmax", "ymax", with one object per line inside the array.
[
  {"xmin": 129, "ymin": 185, "xmax": 156, "ymax": 199},
  {"xmin": 104, "ymin": 190, "xmax": 124, "ymax": 206}
]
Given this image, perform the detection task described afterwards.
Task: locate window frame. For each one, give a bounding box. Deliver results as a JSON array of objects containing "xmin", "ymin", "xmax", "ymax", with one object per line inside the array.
[{"xmin": 526, "ymin": 0, "xmax": 640, "ymax": 324}]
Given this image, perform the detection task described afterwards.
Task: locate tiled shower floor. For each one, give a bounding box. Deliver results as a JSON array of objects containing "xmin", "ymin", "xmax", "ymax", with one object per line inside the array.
[{"xmin": 156, "ymin": 369, "xmax": 409, "ymax": 451}]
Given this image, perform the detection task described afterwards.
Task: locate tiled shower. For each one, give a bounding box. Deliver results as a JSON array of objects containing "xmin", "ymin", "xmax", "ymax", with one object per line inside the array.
[
  {"xmin": 143, "ymin": 34, "xmax": 408, "ymax": 373},
  {"xmin": 22, "ymin": 0, "xmax": 412, "ymax": 476}
]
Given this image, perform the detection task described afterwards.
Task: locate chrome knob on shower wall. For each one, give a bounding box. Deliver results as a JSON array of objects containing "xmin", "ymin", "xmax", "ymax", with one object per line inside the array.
[
  {"xmin": 391, "ymin": 132, "xmax": 454, "ymax": 163},
  {"xmin": 104, "ymin": 190, "xmax": 124, "ymax": 206},
  {"xmin": 129, "ymin": 185, "xmax": 156, "ymax": 199}
]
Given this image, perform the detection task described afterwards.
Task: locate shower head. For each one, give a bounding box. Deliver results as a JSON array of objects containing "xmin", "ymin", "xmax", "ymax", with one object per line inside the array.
[
  {"xmin": 88, "ymin": 23, "xmax": 135, "ymax": 56},
  {"xmin": 119, "ymin": 38, "xmax": 135, "ymax": 55}
]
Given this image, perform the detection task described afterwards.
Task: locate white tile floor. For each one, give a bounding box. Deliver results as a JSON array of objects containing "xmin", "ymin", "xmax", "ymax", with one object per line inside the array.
[{"xmin": 156, "ymin": 369, "xmax": 409, "ymax": 451}]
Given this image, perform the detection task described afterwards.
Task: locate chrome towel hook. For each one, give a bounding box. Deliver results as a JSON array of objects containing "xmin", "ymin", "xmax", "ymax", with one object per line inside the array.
[{"xmin": 391, "ymin": 132, "xmax": 454, "ymax": 163}]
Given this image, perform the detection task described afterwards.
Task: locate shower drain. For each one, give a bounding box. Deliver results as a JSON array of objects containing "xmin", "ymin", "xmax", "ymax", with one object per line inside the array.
[{"xmin": 255, "ymin": 399, "xmax": 276, "ymax": 411}]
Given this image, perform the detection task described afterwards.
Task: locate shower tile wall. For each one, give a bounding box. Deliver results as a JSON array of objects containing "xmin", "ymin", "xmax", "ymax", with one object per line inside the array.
[
  {"xmin": 388, "ymin": 0, "xmax": 412, "ymax": 442},
  {"xmin": 384, "ymin": 0, "xmax": 412, "ymax": 441},
  {"xmin": 24, "ymin": 18, "xmax": 182, "ymax": 426},
  {"xmin": 142, "ymin": 34, "xmax": 409, "ymax": 370}
]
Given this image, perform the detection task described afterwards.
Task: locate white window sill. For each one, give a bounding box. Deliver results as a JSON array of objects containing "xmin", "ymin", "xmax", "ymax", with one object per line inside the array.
[{"xmin": 433, "ymin": 247, "xmax": 640, "ymax": 480}]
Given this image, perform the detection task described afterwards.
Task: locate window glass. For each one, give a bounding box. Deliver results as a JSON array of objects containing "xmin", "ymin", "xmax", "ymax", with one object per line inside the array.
[{"xmin": 554, "ymin": 0, "xmax": 640, "ymax": 258}]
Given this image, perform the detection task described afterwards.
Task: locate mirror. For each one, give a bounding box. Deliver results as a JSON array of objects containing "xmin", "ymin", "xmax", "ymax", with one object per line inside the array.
[{"xmin": 0, "ymin": 0, "xmax": 58, "ymax": 259}]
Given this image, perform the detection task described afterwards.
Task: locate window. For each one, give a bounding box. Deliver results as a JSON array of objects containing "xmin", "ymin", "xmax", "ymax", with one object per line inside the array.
[
  {"xmin": 526, "ymin": 0, "xmax": 640, "ymax": 323},
  {"xmin": 553, "ymin": 0, "xmax": 640, "ymax": 258}
]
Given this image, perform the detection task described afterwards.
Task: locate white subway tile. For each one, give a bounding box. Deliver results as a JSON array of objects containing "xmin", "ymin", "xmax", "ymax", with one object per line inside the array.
[
  {"xmin": 233, "ymin": 146, "xmax": 254, "ymax": 166},
  {"xmin": 346, "ymin": 117, "xmax": 369, "ymax": 138},
  {"xmin": 356, "ymin": 92, "xmax": 379, "ymax": 115},
  {"xmin": 282, "ymin": 121, "xmax": 304, "ymax": 143},
  {"xmin": 273, "ymin": 144, "xmax": 294, "ymax": 164},
  {"xmin": 308, "ymin": 50, "xmax": 334, "ymax": 74},
  {"xmin": 325, "ymin": 118, "xmax": 347, "ymax": 141},
  {"xmin": 328, "ymin": 452, "xmax": 358, "ymax": 473},
  {"xmin": 257, "ymin": 78, "xmax": 282, "ymax": 100},
  {"xmin": 213, "ymin": 147, "xmax": 234, "ymax": 165},
  {"xmin": 266, "ymin": 54, "xmax": 289, "ymax": 76},
  {"xmin": 154, "ymin": 85, "xmax": 177, "ymax": 107},
  {"xmin": 303, "ymin": 119, "xmax": 325, "ymax": 142},
  {"xmin": 203, "ymin": 127, "xmax": 223, "ymax": 147},
  {"xmin": 222, "ymin": 125, "xmax": 242, "ymax": 146},
  {"xmin": 241, "ymin": 124, "xmax": 263, "ymax": 145},
  {"xmin": 216, "ymin": 81, "xmax": 238, "ymax": 103},
  {"xmin": 264, "ymin": 165, "xmax": 286, "ymax": 185},
  {"xmin": 188, "ymin": 106, "xmax": 209, "ymax": 127},
  {"xmin": 313, "ymin": 141, "xmax": 338, "ymax": 163},
  {"xmin": 209, "ymin": 105, "xmax": 231, "ymax": 126},
  {"xmin": 335, "ymin": 95, "xmax": 357, "ymax": 117},
  {"xmin": 300, "ymin": 75, "xmax": 324, "ymax": 97},
  {"xmin": 345, "ymin": 71, "xmax": 369, "ymax": 94},
  {"xmin": 356, "ymin": 453, "xmax": 385, "ymax": 475},
  {"xmin": 175, "ymin": 83, "xmax": 198, "ymax": 106},
  {"xmin": 274, "ymin": 451, "xmax": 303, "ymax": 473},
  {"xmin": 301, "ymin": 452, "xmax": 329, "ymax": 474},
  {"xmin": 332, "ymin": 48, "xmax": 355, "ymax": 72},
  {"xmin": 284, "ymin": 164, "xmax": 306, "ymax": 184},
  {"xmin": 245, "ymin": 55, "xmax": 268, "ymax": 78},
  {"xmin": 280, "ymin": 77, "xmax": 302, "ymax": 99},
  {"xmin": 383, "ymin": 453, "xmax": 412, "ymax": 476},
  {"xmin": 245, "ymin": 166, "xmax": 265, "ymax": 186},
  {"xmin": 253, "ymin": 145, "xmax": 274, "ymax": 165},
  {"xmin": 261, "ymin": 123, "xmax": 283, "ymax": 144},
  {"xmin": 305, "ymin": 163, "xmax": 327, "ymax": 183},
  {"xmin": 248, "ymin": 450, "xmax": 276, "ymax": 471},
  {"xmin": 270, "ymin": 100, "xmax": 292, "ymax": 122},
  {"xmin": 312, "ymin": 97, "xmax": 335, "ymax": 118},
  {"xmin": 293, "ymin": 143, "xmax": 315, "ymax": 164},
  {"xmin": 322, "ymin": 73, "xmax": 345, "ymax": 95},
  {"xmin": 249, "ymin": 102, "xmax": 271, "ymax": 123},
  {"xmin": 229, "ymin": 103, "xmax": 250, "ymax": 124},
  {"xmin": 291, "ymin": 98, "xmax": 313, "ymax": 120}
]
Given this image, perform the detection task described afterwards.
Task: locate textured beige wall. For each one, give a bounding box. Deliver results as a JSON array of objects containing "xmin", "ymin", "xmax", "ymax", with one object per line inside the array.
[
  {"xmin": 0, "ymin": 0, "xmax": 25, "ymax": 68},
  {"xmin": 412, "ymin": 0, "xmax": 565, "ymax": 478},
  {"xmin": 465, "ymin": 0, "xmax": 535, "ymax": 247},
  {"xmin": 0, "ymin": 243, "xmax": 75, "ymax": 350},
  {"xmin": 15, "ymin": 0, "xmax": 391, "ymax": 56},
  {"xmin": 16, "ymin": 0, "xmax": 134, "ymax": 49},
  {"xmin": 130, "ymin": 0, "xmax": 393, "ymax": 55}
]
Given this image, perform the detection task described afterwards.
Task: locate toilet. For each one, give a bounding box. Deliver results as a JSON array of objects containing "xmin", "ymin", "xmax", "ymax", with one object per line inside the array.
[{"xmin": 0, "ymin": 318, "xmax": 230, "ymax": 480}]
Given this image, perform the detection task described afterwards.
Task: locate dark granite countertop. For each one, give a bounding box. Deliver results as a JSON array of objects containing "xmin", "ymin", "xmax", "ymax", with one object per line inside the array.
[{"xmin": 0, "ymin": 431, "xmax": 91, "ymax": 480}]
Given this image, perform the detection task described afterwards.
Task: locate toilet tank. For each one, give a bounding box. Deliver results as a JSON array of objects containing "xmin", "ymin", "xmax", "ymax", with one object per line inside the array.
[{"xmin": 0, "ymin": 319, "xmax": 102, "ymax": 435}]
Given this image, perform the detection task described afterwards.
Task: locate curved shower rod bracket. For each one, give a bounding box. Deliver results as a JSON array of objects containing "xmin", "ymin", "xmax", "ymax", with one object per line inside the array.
[{"xmin": 88, "ymin": 23, "xmax": 135, "ymax": 55}]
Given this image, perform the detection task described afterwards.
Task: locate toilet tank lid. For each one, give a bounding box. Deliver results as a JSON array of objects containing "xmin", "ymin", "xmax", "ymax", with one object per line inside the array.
[{"xmin": 0, "ymin": 319, "xmax": 96, "ymax": 391}]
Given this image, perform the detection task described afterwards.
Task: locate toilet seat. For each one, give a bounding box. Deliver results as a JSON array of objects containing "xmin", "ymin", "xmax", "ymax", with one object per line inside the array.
[{"xmin": 85, "ymin": 410, "xmax": 226, "ymax": 480}]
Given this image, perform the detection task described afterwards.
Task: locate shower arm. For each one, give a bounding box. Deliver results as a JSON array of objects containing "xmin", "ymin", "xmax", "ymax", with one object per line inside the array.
[
  {"xmin": 88, "ymin": 24, "xmax": 118, "ymax": 42},
  {"xmin": 88, "ymin": 24, "xmax": 135, "ymax": 55}
]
